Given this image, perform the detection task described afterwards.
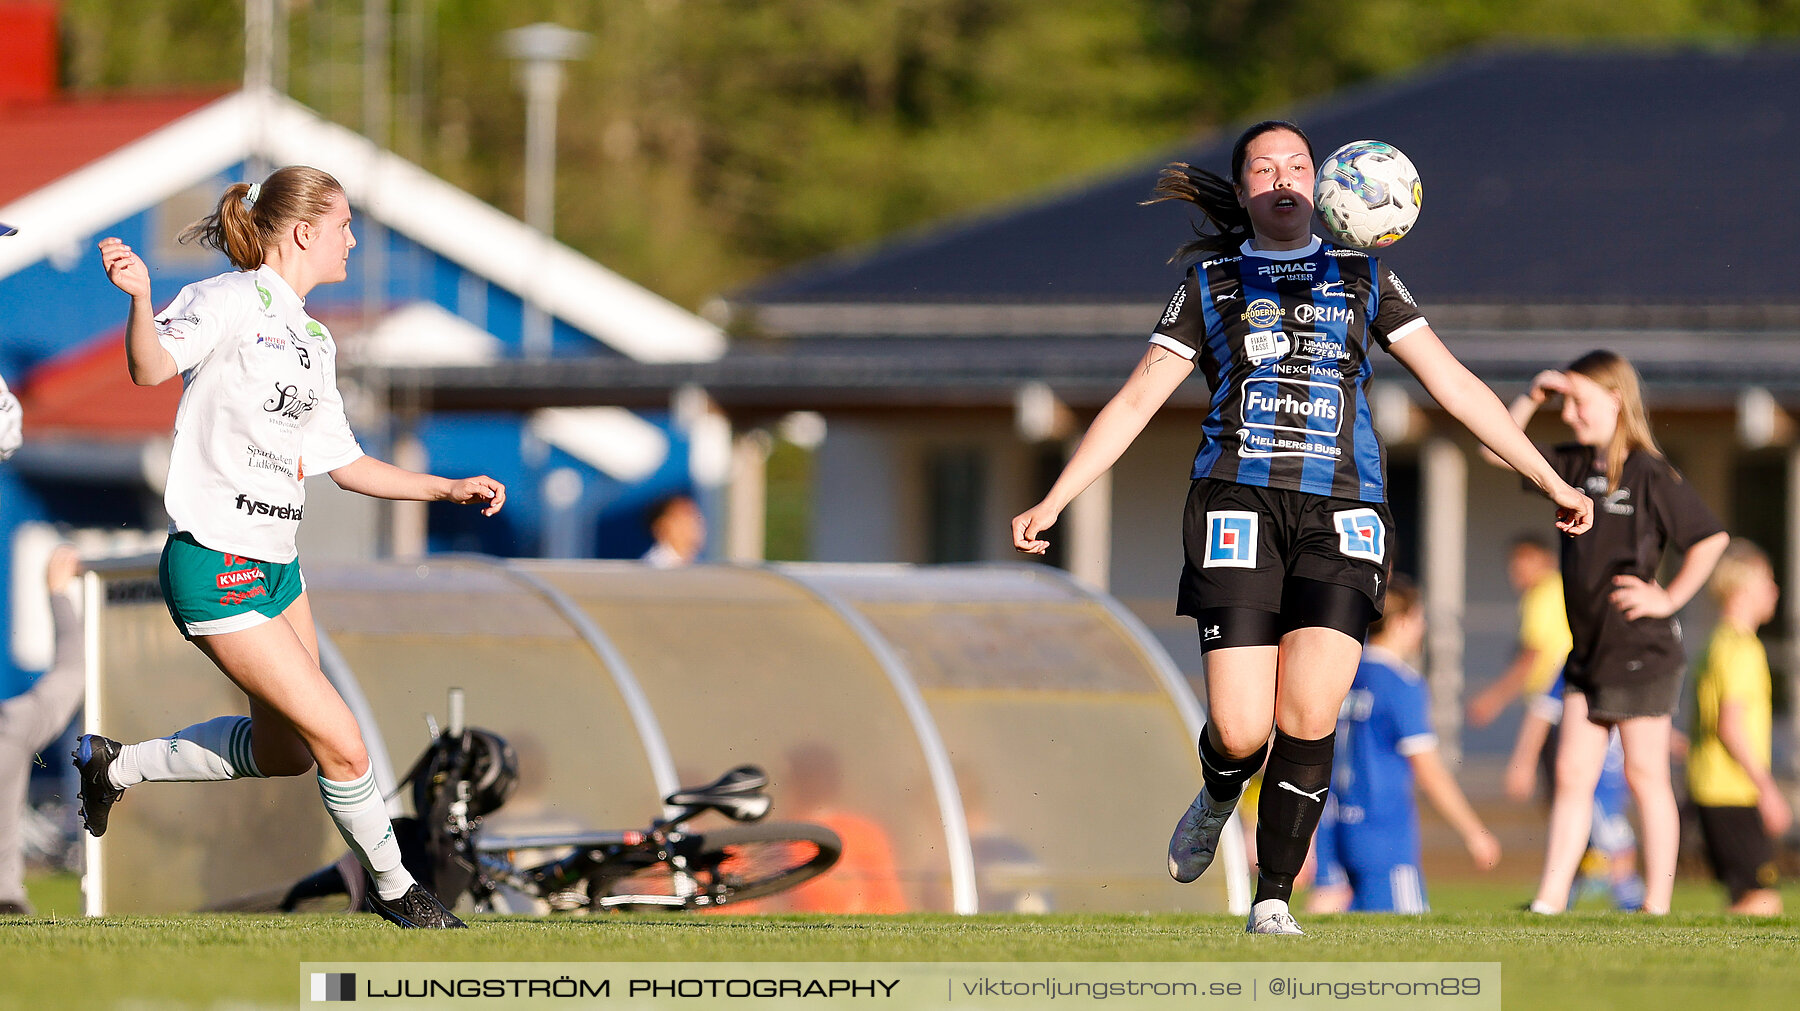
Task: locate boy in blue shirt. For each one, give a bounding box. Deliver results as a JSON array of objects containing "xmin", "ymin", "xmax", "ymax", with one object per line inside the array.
[{"xmin": 1308, "ymin": 577, "xmax": 1501, "ymax": 913}]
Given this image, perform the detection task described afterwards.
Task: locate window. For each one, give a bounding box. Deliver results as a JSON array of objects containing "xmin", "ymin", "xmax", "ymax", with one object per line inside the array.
[
  {"xmin": 1731, "ymin": 451, "xmax": 1788, "ymax": 641},
  {"xmin": 926, "ymin": 446, "xmax": 987, "ymax": 564},
  {"xmin": 1386, "ymin": 453, "xmax": 1421, "ymax": 583}
]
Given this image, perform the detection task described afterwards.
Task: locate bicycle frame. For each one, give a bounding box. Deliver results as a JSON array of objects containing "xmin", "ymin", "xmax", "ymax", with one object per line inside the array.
[
  {"xmin": 472, "ymin": 798, "xmax": 745, "ymax": 912},
  {"xmin": 270, "ymin": 690, "xmax": 838, "ymax": 917}
]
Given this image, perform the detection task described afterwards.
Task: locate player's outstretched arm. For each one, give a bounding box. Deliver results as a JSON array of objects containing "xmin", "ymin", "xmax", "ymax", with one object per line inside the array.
[
  {"xmin": 329, "ymin": 456, "xmax": 506, "ymax": 516},
  {"xmin": 1478, "ymin": 370, "xmax": 1568, "ymax": 470},
  {"xmin": 1465, "ymin": 648, "xmax": 1541, "ymax": 729},
  {"xmin": 98, "ymin": 237, "xmax": 178, "ymax": 386},
  {"xmin": 1012, "ymin": 346, "xmax": 1192, "ymax": 553},
  {"xmin": 1409, "ymin": 749, "xmax": 1501, "ymax": 870},
  {"xmin": 1503, "ymin": 708, "xmax": 1554, "ymax": 802},
  {"xmin": 1389, "ymin": 326, "xmax": 1591, "ymax": 534}
]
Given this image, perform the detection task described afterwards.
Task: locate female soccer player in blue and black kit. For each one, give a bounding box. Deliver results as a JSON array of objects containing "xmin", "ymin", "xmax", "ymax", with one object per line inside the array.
[{"xmin": 1011, "ymin": 121, "xmax": 1593, "ymax": 935}]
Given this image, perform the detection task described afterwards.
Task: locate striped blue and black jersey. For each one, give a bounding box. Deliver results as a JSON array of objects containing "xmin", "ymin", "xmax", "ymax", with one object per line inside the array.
[{"xmin": 1149, "ymin": 236, "xmax": 1427, "ymax": 503}]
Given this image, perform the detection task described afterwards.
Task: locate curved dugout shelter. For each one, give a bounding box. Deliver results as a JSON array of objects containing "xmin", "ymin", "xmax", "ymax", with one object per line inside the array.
[{"xmin": 83, "ymin": 559, "xmax": 1245, "ymax": 915}]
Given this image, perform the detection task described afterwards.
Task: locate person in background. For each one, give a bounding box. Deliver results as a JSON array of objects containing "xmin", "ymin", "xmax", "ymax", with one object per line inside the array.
[
  {"xmin": 1490, "ymin": 537, "xmax": 1644, "ymax": 911},
  {"xmin": 1, "ymin": 222, "xmax": 20, "ymax": 461},
  {"xmin": 642, "ymin": 494, "xmax": 706, "ymax": 568},
  {"xmin": 0, "ymin": 547, "xmax": 84, "ymax": 915},
  {"xmin": 0, "ymin": 370, "xmax": 20, "ymax": 463},
  {"xmin": 1466, "ymin": 536, "xmax": 1571, "ymax": 734},
  {"xmin": 1688, "ymin": 540, "xmax": 1790, "ymax": 915},
  {"xmin": 777, "ymin": 744, "xmax": 906, "ymax": 914},
  {"xmin": 1306, "ymin": 577, "xmax": 1501, "ymax": 913},
  {"xmin": 1494, "ymin": 351, "xmax": 1728, "ymax": 915},
  {"xmin": 956, "ymin": 766, "xmax": 1051, "ymax": 913},
  {"xmin": 1505, "ymin": 673, "xmax": 1646, "ymax": 911}
]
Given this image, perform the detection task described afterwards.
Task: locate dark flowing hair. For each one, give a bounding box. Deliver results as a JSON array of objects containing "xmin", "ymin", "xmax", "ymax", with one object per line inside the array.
[
  {"xmin": 1141, "ymin": 120, "xmax": 1314, "ymax": 263},
  {"xmin": 178, "ymin": 166, "xmax": 346, "ymax": 271}
]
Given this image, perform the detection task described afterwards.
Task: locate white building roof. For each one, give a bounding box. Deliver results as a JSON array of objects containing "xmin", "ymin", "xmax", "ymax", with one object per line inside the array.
[
  {"xmin": 344, "ymin": 301, "xmax": 505, "ymax": 367},
  {"xmin": 0, "ymin": 88, "xmax": 724, "ymax": 364}
]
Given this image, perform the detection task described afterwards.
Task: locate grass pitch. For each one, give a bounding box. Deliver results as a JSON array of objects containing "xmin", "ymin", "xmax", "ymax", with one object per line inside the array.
[{"xmin": 3, "ymin": 875, "xmax": 1796, "ymax": 1009}]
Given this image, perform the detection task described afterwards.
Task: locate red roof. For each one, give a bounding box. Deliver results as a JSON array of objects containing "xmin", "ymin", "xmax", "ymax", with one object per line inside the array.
[
  {"xmin": 19, "ymin": 330, "xmax": 180, "ymax": 437},
  {"xmin": 1, "ymin": 76, "xmax": 225, "ymax": 438},
  {"xmin": 0, "ymin": 2, "xmax": 223, "ymax": 204},
  {"xmin": 0, "ymin": 91, "xmax": 221, "ymax": 205}
]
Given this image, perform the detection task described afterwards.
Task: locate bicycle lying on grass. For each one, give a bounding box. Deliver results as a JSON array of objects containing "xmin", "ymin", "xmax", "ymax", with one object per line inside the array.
[{"xmin": 246, "ymin": 690, "xmax": 841, "ymax": 916}]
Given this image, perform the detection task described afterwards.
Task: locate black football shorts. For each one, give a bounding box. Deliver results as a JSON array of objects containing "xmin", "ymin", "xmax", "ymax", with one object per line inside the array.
[
  {"xmin": 1695, "ymin": 804, "xmax": 1779, "ymax": 901},
  {"xmin": 1177, "ymin": 478, "xmax": 1393, "ymax": 618}
]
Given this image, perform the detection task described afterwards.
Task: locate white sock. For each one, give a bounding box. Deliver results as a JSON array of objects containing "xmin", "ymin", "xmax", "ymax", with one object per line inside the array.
[
  {"xmin": 109, "ymin": 716, "xmax": 263, "ymax": 788},
  {"xmin": 317, "ymin": 768, "xmax": 415, "ymax": 900}
]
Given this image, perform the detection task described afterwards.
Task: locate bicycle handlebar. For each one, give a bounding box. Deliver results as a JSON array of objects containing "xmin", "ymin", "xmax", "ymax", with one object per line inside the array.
[{"xmin": 447, "ymin": 687, "xmax": 465, "ymax": 738}]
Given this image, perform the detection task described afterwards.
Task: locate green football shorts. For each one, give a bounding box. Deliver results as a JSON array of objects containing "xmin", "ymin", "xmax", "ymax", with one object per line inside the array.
[{"xmin": 158, "ymin": 532, "xmax": 304, "ymax": 637}]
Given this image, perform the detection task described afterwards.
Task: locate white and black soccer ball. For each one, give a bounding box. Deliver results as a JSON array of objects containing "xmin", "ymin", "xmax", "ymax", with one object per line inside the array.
[{"xmin": 1313, "ymin": 140, "xmax": 1422, "ymax": 249}]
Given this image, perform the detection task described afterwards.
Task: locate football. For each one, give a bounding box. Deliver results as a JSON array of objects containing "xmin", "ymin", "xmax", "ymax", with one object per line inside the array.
[{"xmin": 1313, "ymin": 140, "xmax": 1422, "ymax": 249}]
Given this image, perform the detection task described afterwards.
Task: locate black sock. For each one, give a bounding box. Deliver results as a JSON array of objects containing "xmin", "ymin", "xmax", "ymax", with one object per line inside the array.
[
  {"xmin": 1253, "ymin": 729, "xmax": 1336, "ymax": 904},
  {"xmin": 1198, "ymin": 724, "xmax": 1270, "ymax": 806}
]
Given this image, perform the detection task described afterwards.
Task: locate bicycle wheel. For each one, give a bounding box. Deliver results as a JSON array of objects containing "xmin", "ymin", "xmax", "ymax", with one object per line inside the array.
[
  {"xmin": 598, "ymin": 822, "xmax": 842, "ymax": 910},
  {"xmin": 696, "ymin": 822, "xmax": 842, "ymax": 905}
]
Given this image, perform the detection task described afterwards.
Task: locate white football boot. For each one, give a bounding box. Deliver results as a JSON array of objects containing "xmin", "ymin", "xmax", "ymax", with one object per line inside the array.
[
  {"xmin": 1246, "ymin": 898, "xmax": 1305, "ymax": 935},
  {"xmin": 1167, "ymin": 788, "xmax": 1235, "ymax": 883}
]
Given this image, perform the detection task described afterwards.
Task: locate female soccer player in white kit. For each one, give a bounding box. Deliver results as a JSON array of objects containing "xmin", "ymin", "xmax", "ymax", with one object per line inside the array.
[
  {"xmin": 1012, "ymin": 122, "xmax": 1592, "ymax": 934},
  {"xmin": 86, "ymin": 166, "xmax": 505, "ymax": 928}
]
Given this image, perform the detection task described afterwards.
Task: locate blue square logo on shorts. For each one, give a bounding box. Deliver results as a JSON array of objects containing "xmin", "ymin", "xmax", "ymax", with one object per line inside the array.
[
  {"xmin": 1204, "ymin": 510, "xmax": 1258, "ymax": 568},
  {"xmin": 1334, "ymin": 508, "xmax": 1385, "ymax": 562}
]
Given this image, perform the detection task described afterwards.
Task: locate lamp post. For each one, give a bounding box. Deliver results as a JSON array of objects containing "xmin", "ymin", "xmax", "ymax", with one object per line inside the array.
[
  {"xmin": 501, "ymin": 22, "xmax": 589, "ymax": 360},
  {"xmin": 243, "ymin": 0, "xmax": 287, "ymax": 180}
]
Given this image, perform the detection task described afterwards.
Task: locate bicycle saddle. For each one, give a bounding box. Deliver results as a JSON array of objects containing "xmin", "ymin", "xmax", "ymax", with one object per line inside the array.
[{"xmin": 666, "ymin": 765, "xmax": 771, "ymax": 821}]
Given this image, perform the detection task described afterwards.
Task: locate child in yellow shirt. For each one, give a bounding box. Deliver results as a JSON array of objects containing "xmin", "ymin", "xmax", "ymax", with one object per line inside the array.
[{"xmin": 1689, "ymin": 540, "xmax": 1791, "ymax": 915}]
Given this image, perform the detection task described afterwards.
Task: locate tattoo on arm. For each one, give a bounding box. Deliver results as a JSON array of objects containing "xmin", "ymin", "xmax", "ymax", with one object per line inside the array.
[{"xmin": 1143, "ymin": 349, "xmax": 1173, "ymax": 376}]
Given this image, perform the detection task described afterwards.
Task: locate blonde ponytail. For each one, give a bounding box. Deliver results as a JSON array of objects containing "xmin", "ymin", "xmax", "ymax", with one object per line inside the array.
[{"xmin": 178, "ymin": 166, "xmax": 345, "ymax": 271}]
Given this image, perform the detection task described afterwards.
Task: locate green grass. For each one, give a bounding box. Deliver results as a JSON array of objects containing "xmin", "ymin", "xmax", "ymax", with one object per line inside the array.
[{"xmin": 5, "ymin": 874, "xmax": 1799, "ymax": 1009}]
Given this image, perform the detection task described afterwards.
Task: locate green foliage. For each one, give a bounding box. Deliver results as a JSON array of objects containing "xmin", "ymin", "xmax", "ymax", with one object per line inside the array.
[
  {"xmin": 1159, "ymin": 0, "xmax": 1800, "ymax": 124},
  {"xmin": 764, "ymin": 436, "xmax": 815, "ymax": 561},
  {"xmin": 61, "ymin": 1, "xmax": 243, "ymax": 90},
  {"xmin": 51, "ymin": 1, "xmax": 1800, "ymax": 308}
]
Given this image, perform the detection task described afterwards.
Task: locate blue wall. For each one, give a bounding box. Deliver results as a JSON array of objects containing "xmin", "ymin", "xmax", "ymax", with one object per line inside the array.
[
  {"xmin": 0, "ymin": 165, "xmax": 612, "ymax": 378},
  {"xmin": 414, "ymin": 411, "xmax": 693, "ymax": 561}
]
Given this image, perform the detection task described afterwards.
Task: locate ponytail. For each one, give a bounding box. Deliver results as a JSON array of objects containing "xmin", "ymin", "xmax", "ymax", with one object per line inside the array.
[
  {"xmin": 178, "ymin": 182, "xmax": 263, "ymax": 270},
  {"xmin": 178, "ymin": 166, "xmax": 345, "ymax": 272},
  {"xmin": 1142, "ymin": 163, "xmax": 1253, "ymax": 262},
  {"xmin": 1141, "ymin": 120, "xmax": 1314, "ymax": 263}
]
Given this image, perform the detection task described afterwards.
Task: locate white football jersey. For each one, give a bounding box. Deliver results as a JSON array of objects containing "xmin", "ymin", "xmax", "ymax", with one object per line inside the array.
[{"xmin": 156, "ymin": 266, "xmax": 363, "ymax": 563}]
